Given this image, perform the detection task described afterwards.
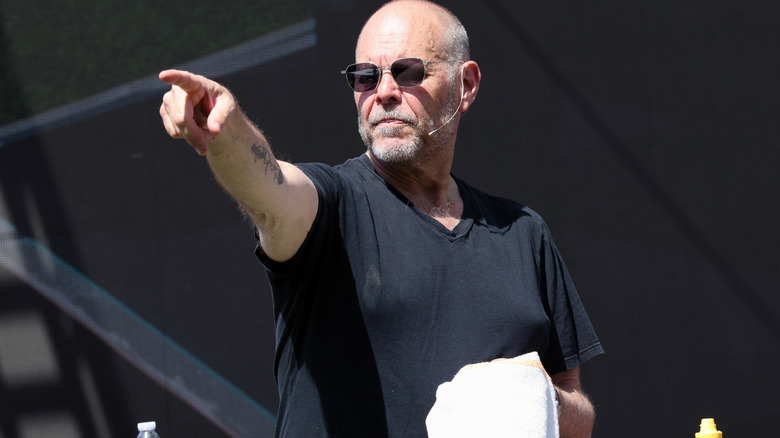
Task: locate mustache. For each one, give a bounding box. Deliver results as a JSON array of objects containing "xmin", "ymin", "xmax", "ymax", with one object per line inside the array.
[{"xmin": 368, "ymin": 108, "xmax": 417, "ymax": 126}]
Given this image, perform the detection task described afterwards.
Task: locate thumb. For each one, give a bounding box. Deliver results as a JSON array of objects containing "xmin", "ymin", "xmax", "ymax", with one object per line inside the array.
[{"xmin": 204, "ymin": 91, "xmax": 237, "ymax": 137}]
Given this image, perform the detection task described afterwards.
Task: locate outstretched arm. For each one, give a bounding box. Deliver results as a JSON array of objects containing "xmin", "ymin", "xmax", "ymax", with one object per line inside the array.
[
  {"xmin": 159, "ymin": 69, "xmax": 318, "ymax": 262},
  {"xmin": 552, "ymin": 366, "xmax": 596, "ymax": 438}
]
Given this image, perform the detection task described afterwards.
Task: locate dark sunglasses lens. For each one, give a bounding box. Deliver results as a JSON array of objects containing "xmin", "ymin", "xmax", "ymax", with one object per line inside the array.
[
  {"xmin": 391, "ymin": 58, "xmax": 425, "ymax": 87},
  {"xmin": 347, "ymin": 63, "xmax": 379, "ymax": 91}
]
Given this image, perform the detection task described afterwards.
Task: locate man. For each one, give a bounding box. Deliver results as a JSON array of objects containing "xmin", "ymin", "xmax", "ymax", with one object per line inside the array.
[{"xmin": 159, "ymin": 1, "xmax": 603, "ymax": 437}]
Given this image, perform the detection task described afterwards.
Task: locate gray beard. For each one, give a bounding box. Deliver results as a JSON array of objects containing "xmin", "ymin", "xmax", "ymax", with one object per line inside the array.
[
  {"xmin": 358, "ymin": 91, "xmax": 460, "ymax": 166},
  {"xmin": 359, "ymin": 119, "xmax": 424, "ymax": 166}
]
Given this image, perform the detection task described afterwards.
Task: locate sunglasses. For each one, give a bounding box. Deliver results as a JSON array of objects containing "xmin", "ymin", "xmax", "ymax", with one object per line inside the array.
[{"xmin": 341, "ymin": 57, "xmax": 458, "ymax": 92}]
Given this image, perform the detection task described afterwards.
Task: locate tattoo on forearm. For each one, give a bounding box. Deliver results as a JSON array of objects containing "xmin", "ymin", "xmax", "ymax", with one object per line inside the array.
[{"xmin": 251, "ymin": 143, "xmax": 284, "ymax": 185}]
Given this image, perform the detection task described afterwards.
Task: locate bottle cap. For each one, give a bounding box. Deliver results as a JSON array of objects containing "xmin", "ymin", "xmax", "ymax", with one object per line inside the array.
[
  {"xmin": 137, "ymin": 421, "xmax": 157, "ymax": 431},
  {"xmin": 695, "ymin": 418, "xmax": 722, "ymax": 438}
]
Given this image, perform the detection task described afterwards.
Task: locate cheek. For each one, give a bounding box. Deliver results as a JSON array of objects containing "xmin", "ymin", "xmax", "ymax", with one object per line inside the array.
[
  {"xmin": 359, "ymin": 102, "xmax": 371, "ymax": 120},
  {"xmin": 356, "ymin": 94, "xmax": 372, "ymax": 117}
]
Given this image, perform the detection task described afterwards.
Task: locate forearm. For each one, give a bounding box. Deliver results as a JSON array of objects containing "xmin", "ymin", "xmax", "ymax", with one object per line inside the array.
[
  {"xmin": 159, "ymin": 69, "xmax": 288, "ymax": 219},
  {"xmin": 205, "ymin": 110, "xmax": 284, "ymax": 216},
  {"xmin": 557, "ymin": 386, "xmax": 595, "ymax": 438},
  {"xmin": 158, "ymin": 69, "xmax": 317, "ymax": 261}
]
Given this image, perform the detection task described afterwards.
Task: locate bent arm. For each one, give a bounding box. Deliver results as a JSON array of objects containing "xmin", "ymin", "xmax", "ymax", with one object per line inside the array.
[
  {"xmin": 551, "ymin": 366, "xmax": 595, "ymax": 438},
  {"xmin": 159, "ymin": 70, "xmax": 317, "ymax": 262}
]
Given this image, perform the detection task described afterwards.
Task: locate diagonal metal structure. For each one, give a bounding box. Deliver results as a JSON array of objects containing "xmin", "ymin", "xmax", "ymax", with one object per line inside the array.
[{"xmin": 0, "ymin": 216, "xmax": 277, "ymax": 438}]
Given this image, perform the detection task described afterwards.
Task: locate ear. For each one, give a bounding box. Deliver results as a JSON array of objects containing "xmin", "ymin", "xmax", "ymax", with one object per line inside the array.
[{"xmin": 459, "ymin": 60, "xmax": 481, "ymax": 113}]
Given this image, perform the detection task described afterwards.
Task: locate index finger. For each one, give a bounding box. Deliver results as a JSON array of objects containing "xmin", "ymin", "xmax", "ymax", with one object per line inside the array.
[{"xmin": 158, "ymin": 69, "xmax": 208, "ymax": 94}]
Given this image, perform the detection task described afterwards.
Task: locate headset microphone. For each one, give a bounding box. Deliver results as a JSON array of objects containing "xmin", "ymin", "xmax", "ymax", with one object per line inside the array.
[
  {"xmin": 427, "ymin": 101, "xmax": 461, "ymax": 136},
  {"xmin": 428, "ymin": 66, "xmax": 466, "ymax": 136}
]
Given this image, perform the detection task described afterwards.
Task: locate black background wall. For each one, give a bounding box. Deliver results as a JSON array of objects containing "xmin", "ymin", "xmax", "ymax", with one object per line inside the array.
[{"xmin": 1, "ymin": 0, "xmax": 778, "ymax": 437}]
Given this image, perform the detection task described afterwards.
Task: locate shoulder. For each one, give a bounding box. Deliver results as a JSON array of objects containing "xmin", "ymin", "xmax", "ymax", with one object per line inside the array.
[
  {"xmin": 296, "ymin": 155, "xmax": 375, "ymax": 187},
  {"xmin": 457, "ymin": 178, "xmax": 549, "ymax": 234},
  {"xmin": 291, "ymin": 155, "xmax": 373, "ymax": 201}
]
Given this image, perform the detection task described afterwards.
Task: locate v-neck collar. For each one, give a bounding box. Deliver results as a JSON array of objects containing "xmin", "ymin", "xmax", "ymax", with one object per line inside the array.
[{"xmin": 357, "ymin": 155, "xmax": 475, "ymax": 241}]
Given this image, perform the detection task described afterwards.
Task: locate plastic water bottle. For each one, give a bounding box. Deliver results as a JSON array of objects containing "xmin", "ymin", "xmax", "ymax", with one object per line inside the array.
[{"xmin": 137, "ymin": 421, "xmax": 160, "ymax": 438}]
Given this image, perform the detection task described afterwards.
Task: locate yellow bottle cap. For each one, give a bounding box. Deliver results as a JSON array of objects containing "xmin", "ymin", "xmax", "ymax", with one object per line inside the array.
[{"xmin": 695, "ymin": 418, "xmax": 722, "ymax": 438}]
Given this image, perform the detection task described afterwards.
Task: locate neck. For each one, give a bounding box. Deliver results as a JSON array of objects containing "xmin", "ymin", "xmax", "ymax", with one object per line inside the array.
[{"xmin": 367, "ymin": 151, "xmax": 463, "ymax": 230}]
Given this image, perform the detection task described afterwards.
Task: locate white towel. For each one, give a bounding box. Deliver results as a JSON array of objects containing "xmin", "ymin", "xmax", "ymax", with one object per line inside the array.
[{"xmin": 425, "ymin": 351, "xmax": 559, "ymax": 438}]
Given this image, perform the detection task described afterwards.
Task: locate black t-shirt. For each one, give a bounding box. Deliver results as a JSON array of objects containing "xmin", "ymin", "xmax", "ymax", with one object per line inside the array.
[{"xmin": 258, "ymin": 154, "xmax": 603, "ymax": 438}]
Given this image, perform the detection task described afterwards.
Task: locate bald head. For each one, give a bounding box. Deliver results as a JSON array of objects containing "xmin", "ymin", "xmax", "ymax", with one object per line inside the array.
[
  {"xmin": 351, "ymin": 0, "xmax": 481, "ymax": 163},
  {"xmin": 356, "ymin": 0, "xmax": 469, "ymax": 69}
]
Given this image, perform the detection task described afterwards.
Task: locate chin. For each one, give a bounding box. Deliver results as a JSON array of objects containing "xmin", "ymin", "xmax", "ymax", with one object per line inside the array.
[
  {"xmin": 366, "ymin": 133, "xmax": 422, "ymax": 164},
  {"xmin": 359, "ymin": 120, "xmax": 426, "ymax": 165},
  {"xmin": 369, "ymin": 141, "xmax": 420, "ymax": 165}
]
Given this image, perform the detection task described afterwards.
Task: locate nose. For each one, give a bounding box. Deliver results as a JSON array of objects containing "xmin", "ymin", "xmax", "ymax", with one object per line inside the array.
[{"xmin": 374, "ymin": 68, "xmax": 403, "ymax": 104}]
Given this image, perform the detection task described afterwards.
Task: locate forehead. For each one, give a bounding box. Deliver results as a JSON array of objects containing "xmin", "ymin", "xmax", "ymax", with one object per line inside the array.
[{"xmin": 356, "ymin": 4, "xmax": 444, "ymax": 63}]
